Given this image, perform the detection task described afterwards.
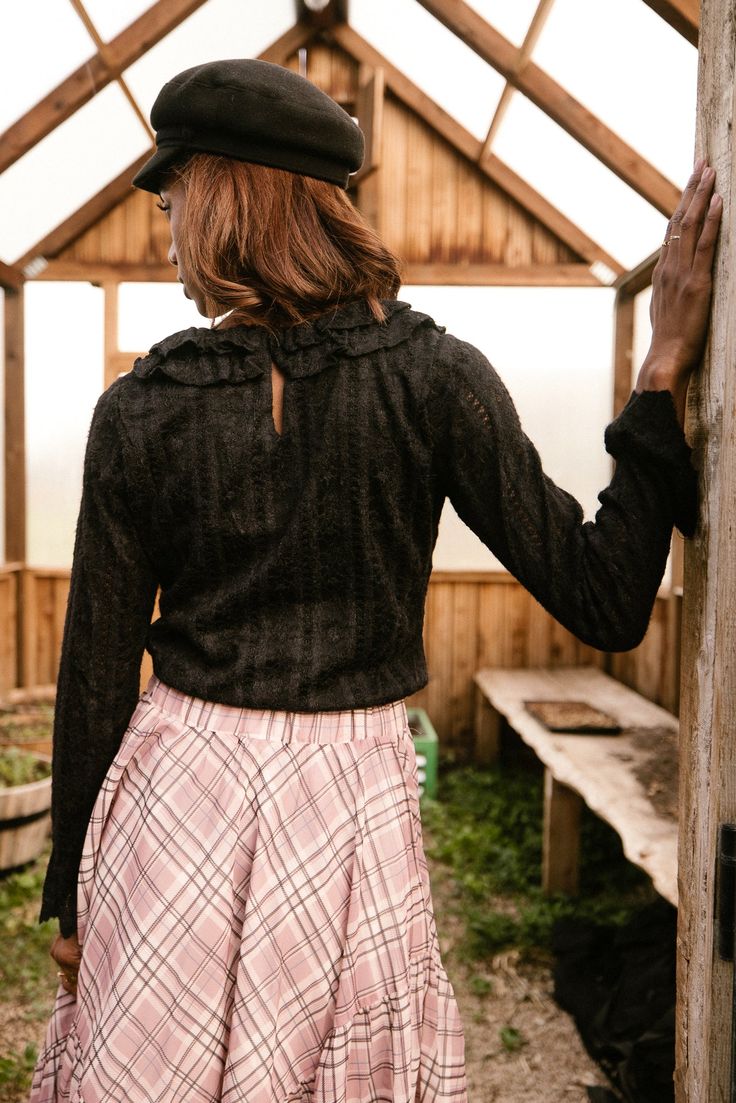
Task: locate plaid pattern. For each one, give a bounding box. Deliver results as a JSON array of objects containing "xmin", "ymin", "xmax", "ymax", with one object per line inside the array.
[{"xmin": 30, "ymin": 676, "xmax": 467, "ymax": 1102}]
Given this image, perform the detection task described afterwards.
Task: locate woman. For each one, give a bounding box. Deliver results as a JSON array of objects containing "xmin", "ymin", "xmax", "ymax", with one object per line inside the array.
[{"xmin": 31, "ymin": 58, "xmax": 719, "ymax": 1102}]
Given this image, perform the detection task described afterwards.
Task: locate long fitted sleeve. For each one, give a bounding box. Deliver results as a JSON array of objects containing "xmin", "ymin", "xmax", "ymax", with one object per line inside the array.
[
  {"xmin": 427, "ymin": 333, "xmax": 697, "ymax": 652},
  {"xmin": 39, "ymin": 384, "xmax": 158, "ymax": 937}
]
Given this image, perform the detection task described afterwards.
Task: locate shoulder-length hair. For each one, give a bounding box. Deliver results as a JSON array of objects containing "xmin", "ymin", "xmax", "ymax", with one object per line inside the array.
[{"xmin": 167, "ymin": 153, "xmax": 403, "ymax": 328}]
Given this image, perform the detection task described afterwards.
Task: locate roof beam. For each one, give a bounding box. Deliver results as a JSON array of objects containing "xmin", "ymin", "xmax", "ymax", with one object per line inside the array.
[
  {"xmin": 613, "ymin": 249, "xmax": 659, "ymax": 296},
  {"xmin": 640, "ymin": 0, "xmax": 699, "ymax": 45},
  {"xmin": 480, "ymin": 0, "xmax": 555, "ymax": 160},
  {"xmin": 415, "ymin": 0, "xmax": 682, "ymax": 216},
  {"xmin": 329, "ymin": 23, "xmax": 624, "ymax": 274},
  {"xmin": 402, "ymin": 263, "xmax": 603, "ymax": 286},
  {"xmin": 0, "ymin": 0, "xmax": 207, "ymax": 175},
  {"xmin": 295, "ymin": 0, "xmax": 348, "ymax": 28},
  {"xmin": 67, "ymin": 0, "xmax": 154, "ymax": 140},
  {"xmin": 0, "ymin": 260, "xmax": 25, "ymax": 290}
]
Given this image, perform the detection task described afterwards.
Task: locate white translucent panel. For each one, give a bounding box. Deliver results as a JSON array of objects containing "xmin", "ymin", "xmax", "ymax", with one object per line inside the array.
[
  {"xmin": 25, "ymin": 283, "xmax": 104, "ymax": 569},
  {"xmin": 79, "ymin": 0, "xmax": 155, "ymax": 43},
  {"xmin": 125, "ymin": 0, "xmax": 296, "ymax": 118},
  {"xmin": 463, "ymin": 0, "xmax": 541, "ymax": 47},
  {"xmin": 0, "ymin": 1, "xmax": 96, "ymax": 133},
  {"xmin": 0, "ymin": 84, "xmax": 151, "ymax": 264},
  {"xmin": 401, "ymin": 285, "xmax": 615, "ymax": 571},
  {"xmin": 118, "ymin": 282, "xmax": 205, "ymax": 351},
  {"xmin": 633, "ymin": 287, "xmax": 654, "ymax": 385},
  {"xmin": 350, "ymin": 0, "xmax": 504, "ymax": 140},
  {"xmin": 493, "ymin": 93, "xmax": 667, "ymax": 270},
  {"xmin": 533, "ymin": 0, "xmax": 697, "ymax": 186}
]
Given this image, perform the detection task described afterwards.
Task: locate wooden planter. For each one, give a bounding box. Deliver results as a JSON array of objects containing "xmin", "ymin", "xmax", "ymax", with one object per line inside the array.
[{"xmin": 0, "ymin": 753, "xmax": 52, "ymax": 872}]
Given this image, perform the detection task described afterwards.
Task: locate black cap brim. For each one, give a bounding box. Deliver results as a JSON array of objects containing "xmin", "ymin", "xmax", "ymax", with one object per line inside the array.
[{"xmin": 132, "ymin": 146, "xmax": 190, "ymax": 194}]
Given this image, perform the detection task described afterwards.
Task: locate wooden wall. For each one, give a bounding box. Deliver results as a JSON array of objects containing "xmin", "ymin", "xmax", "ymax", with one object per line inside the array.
[
  {"xmin": 0, "ymin": 566, "xmax": 679, "ymax": 744},
  {"xmin": 405, "ymin": 572, "xmax": 679, "ymax": 750},
  {"xmin": 0, "ymin": 563, "xmax": 19, "ymax": 694}
]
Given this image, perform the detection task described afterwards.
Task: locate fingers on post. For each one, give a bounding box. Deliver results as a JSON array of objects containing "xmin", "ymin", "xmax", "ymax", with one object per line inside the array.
[
  {"xmin": 693, "ymin": 193, "xmax": 723, "ymax": 271},
  {"xmin": 669, "ymin": 163, "xmax": 706, "ymax": 228},
  {"xmin": 682, "ymin": 166, "xmax": 717, "ymax": 233}
]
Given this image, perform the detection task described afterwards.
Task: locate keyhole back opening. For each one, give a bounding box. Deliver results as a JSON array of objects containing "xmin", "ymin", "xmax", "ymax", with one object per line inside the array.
[{"xmin": 271, "ymin": 361, "xmax": 285, "ymax": 437}]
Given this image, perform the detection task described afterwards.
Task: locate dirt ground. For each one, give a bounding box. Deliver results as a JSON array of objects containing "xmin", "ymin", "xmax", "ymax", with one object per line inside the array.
[{"xmin": 425, "ymin": 834, "xmax": 612, "ymax": 1103}]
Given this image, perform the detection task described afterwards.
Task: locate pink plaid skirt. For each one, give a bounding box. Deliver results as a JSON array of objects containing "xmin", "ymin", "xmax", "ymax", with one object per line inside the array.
[{"xmin": 30, "ymin": 675, "xmax": 467, "ymax": 1102}]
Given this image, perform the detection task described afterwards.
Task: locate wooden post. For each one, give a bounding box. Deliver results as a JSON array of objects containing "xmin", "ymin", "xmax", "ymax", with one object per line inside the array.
[
  {"xmin": 103, "ymin": 282, "xmax": 119, "ymax": 391},
  {"xmin": 677, "ymin": 0, "xmax": 736, "ymax": 1097},
  {"xmin": 612, "ymin": 290, "xmax": 636, "ymax": 417},
  {"xmin": 542, "ymin": 770, "xmax": 582, "ymax": 896},
  {"xmin": 474, "ymin": 685, "xmax": 501, "ymax": 764},
  {"xmin": 4, "ymin": 287, "xmax": 25, "ymax": 564}
]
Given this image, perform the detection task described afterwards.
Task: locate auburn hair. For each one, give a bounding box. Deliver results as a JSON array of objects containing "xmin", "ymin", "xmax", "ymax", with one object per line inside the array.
[{"xmin": 167, "ymin": 154, "xmax": 403, "ymax": 329}]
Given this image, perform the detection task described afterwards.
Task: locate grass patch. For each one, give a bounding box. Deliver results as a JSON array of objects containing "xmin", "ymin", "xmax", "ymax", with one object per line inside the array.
[
  {"xmin": 421, "ymin": 761, "xmax": 654, "ymax": 962},
  {"xmin": 0, "ymin": 840, "xmax": 59, "ymax": 1017},
  {"xmin": 0, "ymin": 1044, "xmax": 39, "ymax": 1097}
]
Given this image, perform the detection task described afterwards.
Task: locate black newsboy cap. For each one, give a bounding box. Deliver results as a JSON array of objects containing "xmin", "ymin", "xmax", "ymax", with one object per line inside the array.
[{"xmin": 132, "ymin": 58, "xmax": 365, "ymax": 192}]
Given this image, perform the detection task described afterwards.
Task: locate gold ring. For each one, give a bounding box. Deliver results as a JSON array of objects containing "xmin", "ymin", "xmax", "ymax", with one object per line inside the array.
[{"xmin": 662, "ymin": 235, "xmax": 682, "ymax": 246}]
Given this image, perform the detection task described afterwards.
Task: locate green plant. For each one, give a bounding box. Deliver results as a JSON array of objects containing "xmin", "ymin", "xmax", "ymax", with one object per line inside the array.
[
  {"xmin": 0, "ymin": 843, "xmax": 58, "ymax": 1016},
  {"xmin": 499, "ymin": 1025, "xmax": 526, "ymax": 1053},
  {"xmin": 421, "ymin": 763, "xmax": 654, "ymax": 960},
  {"xmin": 468, "ymin": 975, "xmax": 493, "ymax": 998},
  {"xmin": 0, "ymin": 1042, "xmax": 39, "ymax": 1094},
  {"xmin": 0, "ymin": 748, "xmax": 51, "ymax": 788}
]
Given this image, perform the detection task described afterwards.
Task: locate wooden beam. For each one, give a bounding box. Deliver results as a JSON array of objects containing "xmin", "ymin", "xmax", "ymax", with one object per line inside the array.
[
  {"xmin": 401, "ymin": 263, "xmax": 603, "ymax": 286},
  {"xmin": 676, "ymin": 0, "xmax": 736, "ymax": 1095},
  {"xmin": 612, "ymin": 290, "xmax": 636, "ymax": 416},
  {"xmin": 0, "ymin": 0, "xmax": 207, "ymax": 175},
  {"xmin": 329, "ymin": 24, "xmax": 624, "ymax": 274},
  {"xmin": 613, "ymin": 249, "xmax": 659, "ymax": 296},
  {"xmin": 295, "ymin": 0, "xmax": 348, "ymax": 28},
  {"xmin": 67, "ymin": 0, "xmax": 154, "ymax": 141},
  {"xmin": 415, "ymin": 0, "xmax": 682, "ymax": 216},
  {"xmin": 351, "ymin": 66, "xmax": 385, "ymax": 184},
  {"xmin": 4, "ymin": 288, "xmax": 25, "ymax": 564},
  {"xmin": 103, "ymin": 283, "xmax": 119, "ymax": 391},
  {"xmin": 35, "ymin": 262, "xmax": 175, "ymax": 282},
  {"xmin": 0, "ymin": 260, "xmax": 24, "ymax": 290},
  {"xmin": 19, "ymin": 151, "xmax": 152, "ymax": 270},
  {"xmin": 480, "ymin": 0, "xmax": 556, "ymax": 160},
  {"xmin": 641, "ymin": 0, "xmax": 699, "ymax": 45},
  {"xmin": 259, "ymin": 20, "xmax": 316, "ymax": 64}
]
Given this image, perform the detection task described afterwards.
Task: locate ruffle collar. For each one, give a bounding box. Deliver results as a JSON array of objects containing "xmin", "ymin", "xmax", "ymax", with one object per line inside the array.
[{"xmin": 132, "ymin": 300, "xmax": 439, "ymax": 385}]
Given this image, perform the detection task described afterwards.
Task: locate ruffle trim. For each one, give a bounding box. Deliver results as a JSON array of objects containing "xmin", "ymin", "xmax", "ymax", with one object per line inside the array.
[
  {"xmin": 278, "ymin": 955, "xmax": 466, "ymax": 1103},
  {"xmin": 131, "ymin": 300, "xmax": 441, "ymax": 385}
]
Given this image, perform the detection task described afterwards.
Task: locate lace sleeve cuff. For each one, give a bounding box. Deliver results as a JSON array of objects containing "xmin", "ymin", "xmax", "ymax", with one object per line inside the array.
[{"xmin": 604, "ymin": 389, "xmax": 698, "ymax": 537}]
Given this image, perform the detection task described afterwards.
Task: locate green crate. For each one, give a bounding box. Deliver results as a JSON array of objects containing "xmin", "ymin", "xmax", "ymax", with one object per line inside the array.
[{"xmin": 406, "ymin": 707, "xmax": 439, "ymax": 801}]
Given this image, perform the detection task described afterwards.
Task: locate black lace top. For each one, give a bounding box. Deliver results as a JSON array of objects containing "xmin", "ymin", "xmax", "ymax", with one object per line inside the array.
[{"xmin": 39, "ymin": 299, "xmax": 697, "ymax": 935}]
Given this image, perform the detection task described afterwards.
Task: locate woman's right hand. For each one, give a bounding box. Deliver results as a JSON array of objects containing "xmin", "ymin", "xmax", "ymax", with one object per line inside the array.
[
  {"xmin": 636, "ymin": 159, "xmax": 722, "ymax": 426},
  {"xmin": 50, "ymin": 930, "xmax": 81, "ymax": 998}
]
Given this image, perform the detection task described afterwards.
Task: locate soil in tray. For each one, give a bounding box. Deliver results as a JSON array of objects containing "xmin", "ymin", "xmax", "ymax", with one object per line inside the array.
[
  {"xmin": 620, "ymin": 726, "xmax": 679, "ymax": 822},
  {"xmin": 524, "ymin": 700, "xmax": 621, "ymax": 733}
]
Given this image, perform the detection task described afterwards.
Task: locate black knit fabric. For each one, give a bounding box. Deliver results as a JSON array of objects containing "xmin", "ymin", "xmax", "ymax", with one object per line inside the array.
[{"xmin": 38, "ymin": 298, "xmax": 697, "ymax": 936}]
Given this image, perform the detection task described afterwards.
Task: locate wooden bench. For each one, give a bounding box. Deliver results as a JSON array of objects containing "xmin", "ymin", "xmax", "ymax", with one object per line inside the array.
[{"xmin": 474, "ymin": 666, "xmax": 678, "ymax": 906}]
